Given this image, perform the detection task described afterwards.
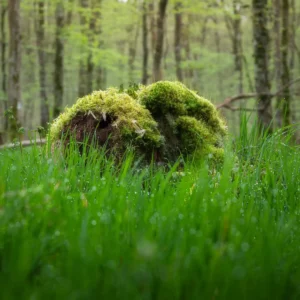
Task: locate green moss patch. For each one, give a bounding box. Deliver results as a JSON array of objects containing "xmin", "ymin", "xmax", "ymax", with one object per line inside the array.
[
  {"xmin": 49, "ymin": 88, "xmax": 163, "ymax": 159},
  {"xmin": 49, "ymin": 82, "xmax": 227, "ymax": 164},
  {"xmin": 138, "ymin": 81, "xmax": 227, "ymax": 162}
]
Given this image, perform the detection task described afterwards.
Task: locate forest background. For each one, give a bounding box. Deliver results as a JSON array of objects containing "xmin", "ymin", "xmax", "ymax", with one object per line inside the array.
[{"xmin": 0, "ymin": 0, "xmax": 299, "ymax": 143}]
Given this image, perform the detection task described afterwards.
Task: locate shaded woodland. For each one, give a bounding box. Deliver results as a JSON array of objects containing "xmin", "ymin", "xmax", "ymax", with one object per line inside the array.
[{"xmin": 0, "ymin": 0, "xmax": 299, "ymax": 143}]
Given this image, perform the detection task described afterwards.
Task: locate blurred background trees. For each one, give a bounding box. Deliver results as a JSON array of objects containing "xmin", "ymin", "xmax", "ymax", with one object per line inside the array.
[{"xmin": 0, "ymin": 0, "xmax": 299, "ymax": 143}]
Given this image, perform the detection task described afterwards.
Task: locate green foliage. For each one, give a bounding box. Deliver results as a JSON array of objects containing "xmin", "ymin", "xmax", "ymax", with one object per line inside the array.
[{"xmin": 0, "ymin": 125, "xmax": 300, "ymax": 298}]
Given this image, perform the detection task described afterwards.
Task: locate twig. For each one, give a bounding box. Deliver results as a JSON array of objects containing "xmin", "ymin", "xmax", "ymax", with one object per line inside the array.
[{"xmin": 217, "ymin": 77, "xmax": 300, "ymax": 110}]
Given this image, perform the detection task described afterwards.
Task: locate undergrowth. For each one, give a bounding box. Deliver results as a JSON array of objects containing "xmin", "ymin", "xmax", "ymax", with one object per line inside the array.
[{"xmin": 0, "ymin": 118, "xmax": 300, "ymax": 299}]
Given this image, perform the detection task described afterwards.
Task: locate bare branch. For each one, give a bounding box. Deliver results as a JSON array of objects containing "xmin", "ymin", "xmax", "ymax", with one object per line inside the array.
[{"xmin": 217, "ymin": 77, "xmax": 300, "ymax": 110}]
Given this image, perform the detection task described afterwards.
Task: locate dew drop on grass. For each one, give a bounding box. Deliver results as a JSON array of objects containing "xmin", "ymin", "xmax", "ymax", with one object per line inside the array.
[
  {"xmin": 190, "ymin": 228, "xmax": 196, "ymax": 235},
  {"xmin": 232, "ymin": 265, "xmax": 246, "ymax": 279},
  {"xmin": 100, "ymin": 212, "xmax": 111, "ymax": 224},
  {"xmin": 241, "ymin": 242, "xmax": 249, "ymax": 252},
  {"xmin": 137, "ymin": 240, "xmax": 157, "ymax": 259},
  {"xmin": 251, "ymin": 216, "xmax": 257, "ymax": 223}
]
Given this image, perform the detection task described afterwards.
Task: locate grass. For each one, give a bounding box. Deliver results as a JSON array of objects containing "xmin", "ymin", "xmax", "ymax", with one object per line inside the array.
[{"xmin": 0, "ymin": 120, "xmax": 300, "ymax": 299}]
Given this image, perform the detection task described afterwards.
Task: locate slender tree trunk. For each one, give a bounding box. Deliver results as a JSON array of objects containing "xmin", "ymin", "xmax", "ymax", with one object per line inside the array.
[
  {"xmin": 252, "ymin": 0, "xmax": 272, "ymax": 131},
  {"xmin": 87, "ymin": 7, "xmax": 95, "ymax": 93},
  {"xmin": 78, "ymin": 0, "xmax": 88, "ymax": 97},
  {"xmin": 53, "ymin": 2, "xmax": 64, "ymax": 118},
  {"xmin": 149, "ymin": 1, "xmax": 156, "ymax": 56},
  {"xmin": 232, "ymin": 0, "xmax": 243, "ymax": 134},
  {"xmin": 174, "ymin": 1, "xmax": 183, "ymax": 82},
  {"xmin": 213, "ymin": 17, "xmax": 224, "ymax": 100},
  {"xmin": 0, "ymin": 1, "xmax": 7, "ymax": 137},
  {"xmin": 289, "ymin": 0, "xmax": 296, "ymax": 124},
  {"xmin": 273, "ymin": 0, "xmax": 282, "ymax": 127},
  {"xmin": 92, "ymin": 0, "xmax": 104, "ymax": 90},
  {"xmin": 153, "ymin": 0, "xmax": 168, "ymax": 82},
  {"xmin": 142, "ymin": 1, "xmax": 149, "ymax": 85},
  {"xmin": 128, "ymin": 24, "xmax": 140, "ymax": 83},
  {"xmin": 36, "ymin": 0, "xmax": 49, "ymax": 127},
  {"xmin": 281, "ymin": 0, "xmax": 290, "ymax": 126},
  {"xmin": 8, "ymin": 0, "xmax": 21, "ymax": 139},
  {"xmin": 232, "ymin": 0, "xmax": 243, "ymax": 94}
]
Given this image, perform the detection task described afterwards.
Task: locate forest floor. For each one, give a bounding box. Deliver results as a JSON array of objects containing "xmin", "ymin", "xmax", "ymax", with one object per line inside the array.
[{"xmin": 0, "ymin": 122, "xmax": 300, "ymax": 299}]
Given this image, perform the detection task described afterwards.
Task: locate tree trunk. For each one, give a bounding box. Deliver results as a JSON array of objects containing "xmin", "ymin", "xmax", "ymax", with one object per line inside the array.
[
  {"xmin": 53, "ymin": 1, "xmax": 64, "ymax": 119},
  {"xmin": 78, "ymin": 0, "xmax": 88, "ymax": 97},
  {"xmin": 174, "ymin": 1, "xmax": 183, "ymax": 82},
  {"xmin": 149, "ymin": 1, "xmax": 156, "ymax": 56},
  {"xmin": 213, "ymin": 17, "xmax": 224, "ymax": 100},
  {"xmin": 36, "ymin": 0, "xmax": 49, "ymax": 128},
  {"xmin": 95, "ymin": 0, "xmax": 106, "ymax": 89},
  {"xmin": 142, "ymin": 1, "xmax": 149, "ymax": 85},
  {"xmin": 232, "ymin": 0, "xmax": 243, "ymax": 94},
  {"xmin": 0, "ymin": 1, "xmax": 7, "ymax": 136},
  {"xmin": 128, "ymin": 24, "xmax": 140, "ymax": 84},
  {"xmin": 87, "ymin": 6, "xmax": 95, "ymax": 94},
  {"xmin": 273, "ymin": 0, "xmax": 282, "ymax": 127},
  {"xmin": 231, "ymin": 0, "xmax": 243, "ymax": 134},
  {"xmin": 153, "ymin": 0, "xmax": 168, "ymax": 82},
  {"xmin": 289, "ymin": 0, "xmax": 296, "ymax": 124},
  {"xmin": 252, "ymin": 0, "xmax": 272, "ymax": 131},
  {"xmin": 281, "ymin": 0, "xmax": 290, "ymax": 127},
  {"xmin": 8, "ymin": 0, "xmax": 21, "ymax": 139}
]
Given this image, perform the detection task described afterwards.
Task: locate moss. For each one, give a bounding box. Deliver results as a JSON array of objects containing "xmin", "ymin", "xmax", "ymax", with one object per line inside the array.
[
  {"xmin": 138, "ymin": 81, "xmax": 227, "ymax": 162},
  {"xmin": 49, "ymin": 88, "xmax": 163, "ymax": 159},
  {"xmin": 138, "ymin": 81, "xmax": 227, "ymax": 135},
  {"xmin": 138, "ymin": 81, "xmax": 187, "ymax": 116},
  {"xmin": 49, "ymin": 81, "xmax": 227, "ymax": 164},
  {"xmin": 175, "ymin": 116, "xmax": 224, "ymax": 162}
]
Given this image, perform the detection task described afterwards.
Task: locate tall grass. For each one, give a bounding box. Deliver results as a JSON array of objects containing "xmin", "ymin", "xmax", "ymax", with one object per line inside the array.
[{"xmin": 0, "ymin": 121, "xmax": 300, "ymax": 299}]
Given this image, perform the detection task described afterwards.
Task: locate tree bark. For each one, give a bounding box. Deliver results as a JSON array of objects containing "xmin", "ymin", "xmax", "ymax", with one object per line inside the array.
[
  {"xmin": 0, "ymin": 1, "xmax": 7, "ymax": 135},
  {"xmin": 149, "ymin": 1, "xmax": 156, "ymax": 56},
  {"xmin": 213, "ymin": 17, "xmax": 224, "ymax": 100},
  {"xmin": 289, "ymin": 0, "xmax": 296, "ymax": 124},
  {"xmin": 53, "ymin": 1, "xmax": 64, "ymax": 118},
  {"xmin": 78, "ymin": 0, "xmax": 88, "ymax": 97},
  {"xmin": 153, "ymin": 0, "xmax": 168, "ymax": 82},
  {"xmin": 252, "ymin": 0, "xmax": 272, "ymax": 131},
  {"xmin": 89, "ymin": 0, "xmax": 104, "ymax": 90},
  {"xmin": 273, "ymin": 0, "xmax": 282, "ymax": 127},
  {"xmin": 174, "ymin": 1, "xmax": 183, "ymax": 82},
  {"xmin": 87, "ymin": 5, "xmax": 95, "ymax": 94},
  {"xmin": 281, "ymin": 0, "xmax": 290, "ymax": 126},
  {"xmin": 128, "ymin": 24, "xmax": 140, "ymax": 84},
  {"xmin": 232, "ymin": 0, "xmax": 243, "ymax": 94},
  {"xmin": 142, "ymin": 1, "xmax": 149, "ymax": 85},
  {"xmin": 36, "ymin": 0, "xmax": 49, "ymax": 128},
  {"xmin": 8, "ymin": 0, "xmax": 21, "ymax": 139}
]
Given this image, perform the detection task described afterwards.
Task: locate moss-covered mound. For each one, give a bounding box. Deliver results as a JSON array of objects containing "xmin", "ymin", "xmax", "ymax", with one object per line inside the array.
[
  {"xmin": 49, "ymin": 81, "xmax": 227, "ymax": 163},
  {"xmin": 138, "ymin": 81, "xmax": 227, "ymax": 162},
  {"xmin": 49, "ymin": 88, "xmax": 163, "ymax": 159}
]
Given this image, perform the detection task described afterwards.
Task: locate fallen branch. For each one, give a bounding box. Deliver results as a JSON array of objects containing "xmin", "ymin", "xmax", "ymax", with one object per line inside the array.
[
  {"xmin": 0, "ymin": 139, "xmax": 46, "ymax": 150},
  {"xmin": 217, "ymin": 77, "xmax": 300, "ymax": 110}
]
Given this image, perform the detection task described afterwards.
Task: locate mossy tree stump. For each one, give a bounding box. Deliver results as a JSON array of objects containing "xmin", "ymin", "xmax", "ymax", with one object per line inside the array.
[{"xmin": 49, "ymin": 82, "xmax": 227, "ymax": 164}]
